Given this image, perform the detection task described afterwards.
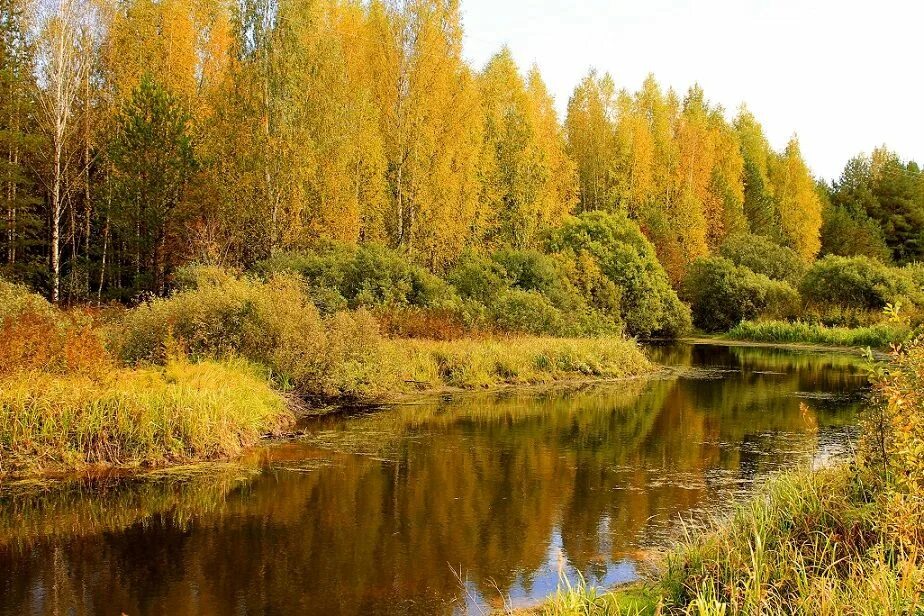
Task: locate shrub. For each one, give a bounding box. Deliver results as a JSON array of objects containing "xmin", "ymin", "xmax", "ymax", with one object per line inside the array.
[
  {"xmin": 720, "ymin": 233, "xmax": 806, "ymax": 283},
  {"xmin": 547, "ymin": 211, "xmax": 691, "ymax": 338},
  {"xmin": 801, "ymin": 255, "xmax": 922, "ymax": 311},
  {"xmin": 0, "ymin": 276, "xmax": 55, "ymax": 322},
  {"xmin": 446, "ymin": 251, "xmax": 507, "ymax": 304},
  {"xmin": 254, "ymin": 242, "xmax": 458, "ymax": 309},
  {"xmin": 112, "ymin": 271, "xmax": 398, "ymax": 399},
  {"xmin": 683, "ymin": 257, "xmax": 801, "ymax": 332},
  {"xmin": 489, "ymin": 289, "xmax": 565, "ymax": 336}
]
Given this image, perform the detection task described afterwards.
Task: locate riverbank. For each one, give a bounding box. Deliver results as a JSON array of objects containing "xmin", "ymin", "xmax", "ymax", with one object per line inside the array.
[
  {"xmin": 531, "ymin": 340, "xmax": 924, "ymax": 616},
  {"xmin": 0, "ymin": 276, "xmax": 653, "ymax": 478},
  {"xmin": 0, "ymin": 335, "xmax": 651, "ymax": 478},
  {"xmin": 723, "ymin": 319, "xmax": 912, "ymax": 350}
]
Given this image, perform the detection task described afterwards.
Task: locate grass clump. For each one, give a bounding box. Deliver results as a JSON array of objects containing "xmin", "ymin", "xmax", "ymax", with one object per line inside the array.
[
  {"xmin": 393, "ymin": 336, "xmax": 651, "ymax": 390},
  {"xmin": 725, "ymin": 319, "xmax": 912, "ymax": 349},
  {"xmin": 0, "ymin": 357, "xmax": 291, "ymax": 476}
]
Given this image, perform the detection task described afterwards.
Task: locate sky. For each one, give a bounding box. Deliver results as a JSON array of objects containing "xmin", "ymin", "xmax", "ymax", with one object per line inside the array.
[{"xmin": 460, "ymin": 0, "xmax": 923, "ymax": 181}]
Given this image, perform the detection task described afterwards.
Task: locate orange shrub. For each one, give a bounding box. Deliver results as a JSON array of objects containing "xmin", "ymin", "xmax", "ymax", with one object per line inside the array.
[
  {"xmin": 374, "ymin": 307, "xmax": 475, "ymax": 341},
  {"xmin": 0, "ymin": 310, "xmax": 111, "ymax": 377}
]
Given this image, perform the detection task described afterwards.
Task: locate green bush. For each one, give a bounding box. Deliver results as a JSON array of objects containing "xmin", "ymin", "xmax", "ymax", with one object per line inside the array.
[
  {"xmin": 111, "ymin": 271, "xmax": 397, "ymax": 398},
  {"xmin": 446, "ymin": 251, "xmax": 508, "ymax": 304},
  {"xmin": 719, "ymin": 233, "xmax": 806, "ymax": 284},
  {"xmin": 255, "ymin": 242, "xmax": 458, "ymax": 309},
  {"xmin": 0, "ymin": 276, "xmax": 55, "ymax": 322},
  {"xmin": 447, "ymin": 249, "xmax": 623, "ymax": 337},
  {"xmin": 800, "ymin": 255, "xmax": 922, "ymax": 310},
  {"xmin": 683, "ymin": 257, "xmax": 801, "ymax": 332},
  {"xmin": 488, "ymin": 289, "xmax": 565, "ymax": 336},
  {"xmin": 547, "ymin": 211, "xmax": 691, "ymax": 338}
]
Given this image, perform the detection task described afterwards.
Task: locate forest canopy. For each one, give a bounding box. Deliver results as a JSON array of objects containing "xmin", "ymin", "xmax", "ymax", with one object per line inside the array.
[{"xmin": 0, "ymin": 0, "xmax": 921, "ymax": 332}]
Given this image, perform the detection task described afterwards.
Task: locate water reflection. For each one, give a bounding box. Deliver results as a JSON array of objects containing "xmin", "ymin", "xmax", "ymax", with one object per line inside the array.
[{"xmin": 0, "ymin": 344, "xmax": 867, "ymax": 615}]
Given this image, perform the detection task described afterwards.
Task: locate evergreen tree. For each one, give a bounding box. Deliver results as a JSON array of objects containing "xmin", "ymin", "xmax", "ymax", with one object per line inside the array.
[{"xmin": 110, "ymin": 75, "xmax": 197, "ymax": 294}]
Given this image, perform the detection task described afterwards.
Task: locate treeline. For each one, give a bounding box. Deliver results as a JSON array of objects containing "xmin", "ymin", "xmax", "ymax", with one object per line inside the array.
[{"xmin": 0, "ymin": 0, "xmax": 922, "ymax": 305}]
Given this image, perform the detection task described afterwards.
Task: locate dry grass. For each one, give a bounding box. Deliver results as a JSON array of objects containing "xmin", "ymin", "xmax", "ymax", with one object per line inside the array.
[
  {"xmin": 0, "ymin": 357, "xmax": 291, "ymax": 476},
  {"xmin": 391, "ymin": 336, "xmax": 651, "ymax": 391}
]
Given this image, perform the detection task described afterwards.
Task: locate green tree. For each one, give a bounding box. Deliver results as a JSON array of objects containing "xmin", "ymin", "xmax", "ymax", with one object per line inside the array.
[
  {"xmin": 110, "ymin": 75, "xmax": 197, "ymax": 294},
  {"xmin": 0, "ymin": 0, "xmax": 41, "ymax": 284}
]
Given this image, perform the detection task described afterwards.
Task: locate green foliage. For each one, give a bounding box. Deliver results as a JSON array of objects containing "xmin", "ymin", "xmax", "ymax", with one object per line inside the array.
[
  {"xmin": 726, "ymin": 320, "xmax": 910, "ymax": 349},
  {"xmin": 800, "ymin": 255, "xmax": 922, "ymax": 311},
  {"xmin": 832, "ymin": 151, "xmax": 924, "ymax": 263},
  {"xmin": 255, "ymin": 242, "xmax": 457, "ymax": 310},
  {"xmin": 446, "ymin": 251, "xmax": 507, "ymax": 304},
  {"xmin": 489, "ymin": 289, "xmax": 564, "ymax": 336},
  {"xmin": 112, "ymin": 270, "xmax": 397, "ymax": 399},
  {"xmin": 683, "ymin": 257, "xmax": 800, "ymax": 332},
  {"xmin": 110, "ymin": 74, "xmax": 198, "ymax": 293},
  {"xmin": 0, "ymin": 275, "xmax": 55, "ymax": 322},
  {"xmin": 547, "ymin": 211, "xmax": 691, "ymax": 337},
  {"xmin": 820, "ymin": 202, "xmax": 892, "ymax": 261},
  {"xmin": 719, "ymin": 233, "xmax": 805, "ymax": 283}
]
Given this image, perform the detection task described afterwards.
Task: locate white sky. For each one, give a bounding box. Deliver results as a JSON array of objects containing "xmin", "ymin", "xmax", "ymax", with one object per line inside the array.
[{"xmin": 460, "ymin": 0, "xmax": 923, "ymax": 181}]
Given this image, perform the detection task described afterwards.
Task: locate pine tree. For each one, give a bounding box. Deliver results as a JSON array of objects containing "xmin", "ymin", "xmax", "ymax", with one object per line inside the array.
[{"xmin": 110, "ymin": 75, "xmax": 197, "ymax": 294}]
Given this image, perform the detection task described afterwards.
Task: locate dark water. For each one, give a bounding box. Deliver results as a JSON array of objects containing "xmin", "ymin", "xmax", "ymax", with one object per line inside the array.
[{"xmin": 0, "ymin": 343, "xmax": 869, "ymax": 615}]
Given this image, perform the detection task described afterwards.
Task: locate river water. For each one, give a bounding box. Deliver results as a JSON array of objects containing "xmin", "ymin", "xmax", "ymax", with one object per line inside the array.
[{"xmin": 0, "ymin": 343, "xmax": 869, "ymax": 615}]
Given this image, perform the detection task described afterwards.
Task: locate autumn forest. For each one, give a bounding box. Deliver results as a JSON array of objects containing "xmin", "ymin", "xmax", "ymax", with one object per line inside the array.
[{"xmin": 2, "ymin": 0, "xmax": 921, "ymax": 306}]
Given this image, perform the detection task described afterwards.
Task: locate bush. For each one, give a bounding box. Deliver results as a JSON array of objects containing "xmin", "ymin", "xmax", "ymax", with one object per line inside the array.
[
  {"xmin": 255, "ymin": 242, "xmax": 458, "ymax": 309},
  {"xmin": 0, "ymin": 276, "xmax": 55, "ymax": 322},
  {"xmin": 801, "ymin": 255, "xmax": 922, "ymax": 311},
  {"xmin": 547, "ymin": 211, "xmax": 691, "ymax": 338},
  {"xmin": 489, "ymin": 289, "xmax": 565, "ymax": 336},
  {"xmin": 446, "ymin": 251, "xmax": 508, "ymax": 305},
  {"xmin": 720, "ymin": 233, "xmax": 806, "ymax": 284},
  {"xmin": 683, "ymin": 257, "xmax": 801, "ymax": 332},
  {"xmin": 112, "ymin": 271, "xmax": 398, "ymax": 399}
]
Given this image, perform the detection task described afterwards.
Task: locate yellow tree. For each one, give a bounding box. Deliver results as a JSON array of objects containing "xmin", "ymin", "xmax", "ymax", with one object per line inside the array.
[
  {"xmin": 769, "ymin": 138, "xmax": 822, "ymax": 261},
  {"xmin": 479, "ymin": 48, "xmax": 576, "ymax": 248},
  {"xmin": 367, "ymin": 0, "xmax": 484, "ymax": 267},
  {"xmin": 565, "ymin": 70, "xmax": 617, "ymax": 212}
]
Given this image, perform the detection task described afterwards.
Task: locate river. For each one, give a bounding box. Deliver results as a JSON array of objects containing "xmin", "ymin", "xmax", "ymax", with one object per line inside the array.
[{"xmin": 0, "ymin": 343, "xmax": 869, "ymax": 615}]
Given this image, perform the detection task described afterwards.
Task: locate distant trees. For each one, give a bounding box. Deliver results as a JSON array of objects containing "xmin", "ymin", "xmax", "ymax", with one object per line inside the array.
[
  {"xmin": 0, "ymin": 0, "xmax": 913, "ymax": 308},
  {"xmin": 826, "ymin": 148, "xmax": 924, "ymax": 263}
]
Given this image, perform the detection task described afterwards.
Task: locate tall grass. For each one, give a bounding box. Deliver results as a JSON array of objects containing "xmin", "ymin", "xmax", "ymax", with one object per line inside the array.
[
  {"xmin": 725, "ymin": 319, "xmax": 910, "ymax": 349},
  {"xmin": 392, "ymin": 337, "xmax": 651, "ymax": 390},
  {"xmin": 0, "ymin": 357, "xmax": 291, "ymax": 476}
]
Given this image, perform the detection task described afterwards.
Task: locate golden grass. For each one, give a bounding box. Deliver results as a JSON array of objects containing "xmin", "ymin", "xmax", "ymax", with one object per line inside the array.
[
  {"xmin": 390, "ymin": 336, "xmax": 652, "ymax": 391},
  {"xmin": 0, "ymin": 357, "xmax": 292, "ymax": 476}
]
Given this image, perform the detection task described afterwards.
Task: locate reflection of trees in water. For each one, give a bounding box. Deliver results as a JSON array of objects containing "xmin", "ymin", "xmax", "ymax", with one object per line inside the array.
[{"xmin": 0, "ymin": 346, "xmax": 867, "ymax": 616}]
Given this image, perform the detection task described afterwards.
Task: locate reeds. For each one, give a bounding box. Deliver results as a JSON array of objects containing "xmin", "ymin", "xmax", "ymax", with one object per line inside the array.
[
  {"xmin": 391, "ymin": 336, "xmax": 651, "ymax": 391},
  {"xmin": 725, "ymin": 320, "xmax": 910, "ymax": 349}
]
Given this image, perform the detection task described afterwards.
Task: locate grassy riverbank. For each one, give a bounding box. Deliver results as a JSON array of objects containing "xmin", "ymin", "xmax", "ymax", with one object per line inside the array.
[
  {"xmin": 724, "ymin": 319, "xmax": 912, "ymax": 349},
  {"xmin": 531, "ymin": 341, "xmax": 924, "ymax": 616},
  {"xmin": 0, "ymin": 275, "xmax": 651, "ymax": 477}
]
